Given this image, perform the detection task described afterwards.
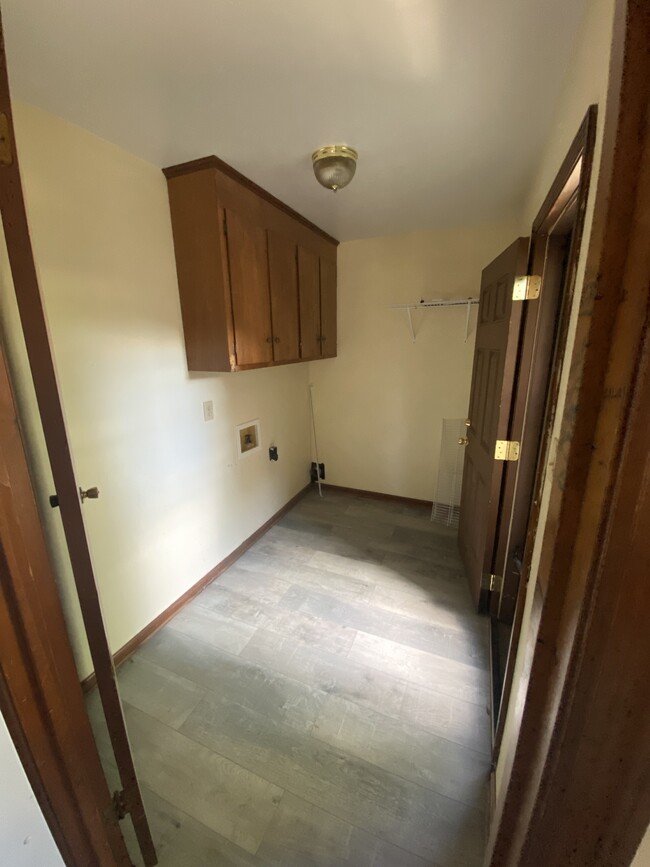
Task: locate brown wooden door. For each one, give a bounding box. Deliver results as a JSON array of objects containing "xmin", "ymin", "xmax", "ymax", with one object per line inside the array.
[
  {"xmin": 320, "ymin": 256, "xmax": 337, "ymax": 358},
  {"xmin": 223, "ymin": 209, "xmax": 273, "ymax": 366},
  {"xmin": 298, "ymin": 246, "xmax": 321, "ymax": 360},
  {"xmin": 458, "ymin": 237, "xmax": 529, "ymax": 609},
  {"xmin": 267, "ymin": 231, "xmax": 300, "ymax": 362}
]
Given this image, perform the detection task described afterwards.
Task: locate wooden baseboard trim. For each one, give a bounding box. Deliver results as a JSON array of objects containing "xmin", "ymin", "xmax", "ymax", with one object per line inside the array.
[
  {"xmin": 81, "ymin": 483, "xmax": 311, "ymax": 693},
  {"xmin": 318, "ymin": 482, "xmax": 433, "ymax": 508}
]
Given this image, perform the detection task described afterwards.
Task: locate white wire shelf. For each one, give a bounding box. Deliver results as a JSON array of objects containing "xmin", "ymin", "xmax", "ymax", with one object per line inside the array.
[{"xmin": 389, "ymin": 297, "xmax": 479, "ymax": 343}]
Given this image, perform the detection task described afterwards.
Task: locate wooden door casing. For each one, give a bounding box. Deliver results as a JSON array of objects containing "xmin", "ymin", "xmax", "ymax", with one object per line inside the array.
[
  {"xmin": 458, "ymin": 238, "xmax": 529, "ymax": 609},
  {"xmin": 487, "ymin": 1, "xmax": 650, "ymax": 858},
  {"xmin": 319, "ymin": 256, "xmax": 337, "ymax": 358},
  {"xmin": 298, "ymin": 246, "xmax": 321, "ymax": 360},
  {"xmin": 490, "ymin": 109, "xmax": 597, "ymax": 753},
  {"xmin": 223, "ymin": 209, "xmax": 274, "ymax": 367},
  {"xmin": 492, "ymin": 112, "xmax": 596, "ymax": 629},
  {"xmin": 267, "ymin": 230, "xmax": 300, "ymax": 362}
]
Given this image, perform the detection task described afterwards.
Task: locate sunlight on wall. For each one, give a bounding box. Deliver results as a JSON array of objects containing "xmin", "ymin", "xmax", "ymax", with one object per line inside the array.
[
  {"xmin": 308, "ymin": 221, "xmax": 517, "ymax": 502},
  {"xmin": 0, "ymin": 102, "xmax": 311, "ymax": 679}
]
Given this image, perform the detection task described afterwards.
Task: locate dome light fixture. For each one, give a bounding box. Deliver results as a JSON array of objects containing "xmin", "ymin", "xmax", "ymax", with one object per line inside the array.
[{"xmin": 312, "ymin": 145, "xmax": 358, "ymax": 192}]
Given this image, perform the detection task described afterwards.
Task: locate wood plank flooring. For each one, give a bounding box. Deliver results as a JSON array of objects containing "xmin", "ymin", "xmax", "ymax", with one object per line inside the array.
[{"xmin": 87, "ymin": 488, "xmax": 490, "ymax": 867}]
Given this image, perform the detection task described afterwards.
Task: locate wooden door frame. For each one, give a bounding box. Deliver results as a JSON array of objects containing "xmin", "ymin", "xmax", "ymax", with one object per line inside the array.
[
  {"xmin": 487, "ymin": 0, "xmax": 650, "ymax": 863},
  {"xmin": 490, "ymin": 106, "xmax": 597, "ymax": 753}
]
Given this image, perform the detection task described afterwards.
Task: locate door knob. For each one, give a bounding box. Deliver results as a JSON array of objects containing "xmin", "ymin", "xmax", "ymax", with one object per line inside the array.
[
  {"xmin": 465, "ymin": 418, "xmax": 471, "ymax": 427},
  {"xmin": 458, "ymin": 437, "xmax": 469, "ymax": 446},
  {"xmin": 79, "ymin": 486, "xmax": 100, "ymax": 503}
]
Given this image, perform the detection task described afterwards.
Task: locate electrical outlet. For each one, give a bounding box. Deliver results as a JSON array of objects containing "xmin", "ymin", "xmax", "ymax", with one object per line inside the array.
[{"xmin": 203, "ymin": 400, "xmax": 214, "ymax": 421}]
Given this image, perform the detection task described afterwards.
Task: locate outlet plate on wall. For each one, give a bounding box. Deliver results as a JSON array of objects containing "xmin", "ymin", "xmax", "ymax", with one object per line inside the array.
[{"xmin": 203, "ymin": 400, "xmax": 214, "ymax": 421}]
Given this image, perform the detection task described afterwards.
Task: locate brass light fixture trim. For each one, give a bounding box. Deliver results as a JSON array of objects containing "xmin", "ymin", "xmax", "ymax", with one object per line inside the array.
[{"xmin": 312, "ymin": 144, "xmax": 358, "ymax": 192}]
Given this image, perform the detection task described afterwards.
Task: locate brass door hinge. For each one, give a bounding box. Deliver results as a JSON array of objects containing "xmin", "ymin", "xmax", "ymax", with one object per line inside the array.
[
  {"xmin": 495, "ymin": 439, "xmax": 520, "ymax": 461},
  {"xmin": 482, "ymin": 573, "xmax": 503, "ymax": 593},
  {"xmin": 512, "ymin": 275, "xmax": 541, "ymax": 300}
]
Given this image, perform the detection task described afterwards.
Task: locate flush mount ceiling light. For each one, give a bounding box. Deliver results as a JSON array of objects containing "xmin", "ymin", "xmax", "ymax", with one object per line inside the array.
[{"xmin": 312, "ymin": 145, "xmax": 358, "ymax": 192}]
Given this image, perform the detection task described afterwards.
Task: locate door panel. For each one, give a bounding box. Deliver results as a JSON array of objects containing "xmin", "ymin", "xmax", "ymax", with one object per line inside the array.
[
  {"xmin": 224, "ymin": 209, "xmax": 273, "ymax": 366},
  {"xmin": 491, "ymin": 232, "xmax": 572, "ymax": 623},
  {"xmin": 319, "ymin": 256, "xmax": 337, "ymax": 358},
  {"xmin": 298, "ymin": 247, "xmax": 321, "ymax": 360},
  {"xmin": 458, "ymin": 237, "xmax": 529, "ymax": 609},
  {"xmin": 267, "ymin": 231, "xmax": 300, "ymax": 362},
  {"xmin": 0, "ymin": 29, "xmax": 157, "ymax": 866}
]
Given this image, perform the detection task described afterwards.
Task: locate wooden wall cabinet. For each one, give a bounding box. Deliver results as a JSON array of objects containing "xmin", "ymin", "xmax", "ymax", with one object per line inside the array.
[{"xmin": 163, "ymin": 156, "xmax": 338, "ymax": 372}]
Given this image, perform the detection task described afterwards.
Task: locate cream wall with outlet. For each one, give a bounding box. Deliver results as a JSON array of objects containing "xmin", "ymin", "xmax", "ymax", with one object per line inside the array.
[
  {"xmin": 495, "ymin": 0, "xmax": 616, "ymax": 804},
  {"xmin": 0, "ymin": 101, "xmax": 310, "ymax": 680},
  {"xmin": 308, "ymin": 221, "xmax": 518, "ymax": 502}
]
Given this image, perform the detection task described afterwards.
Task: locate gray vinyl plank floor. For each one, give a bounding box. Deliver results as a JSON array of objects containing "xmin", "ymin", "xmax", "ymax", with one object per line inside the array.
[{"xmin": 87, "ymin": 489, "xmax": 490, "ymax": 867}]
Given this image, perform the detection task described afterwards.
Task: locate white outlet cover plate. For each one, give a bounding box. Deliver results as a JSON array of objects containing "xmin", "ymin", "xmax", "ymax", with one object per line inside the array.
[{"xmin": 203, "ymin": 400, "xmax": 214, "ymax": 421}]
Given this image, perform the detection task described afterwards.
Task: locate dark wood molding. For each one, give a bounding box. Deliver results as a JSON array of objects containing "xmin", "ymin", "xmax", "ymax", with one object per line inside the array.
[
  {"xmin": 531, "ymin": 105, "xmax": 597, "ymax": 235},
  {"xmin": 318, "ymin": 482, "xmax": 433, "ymax": 508},
  {"xmin": 487, "ymin": 0, "xmax": 650, "ymax": 863},
  {"xmin": 163, "ymin": 155, "xmax": 339, "ymax": 246},
  {"xmin": 490, "ymin": 106, "xmax": 597, "ymax": 756},
  {"xmin": 82, "ymin": 483, "xmax": 311, "ymax": 692}
]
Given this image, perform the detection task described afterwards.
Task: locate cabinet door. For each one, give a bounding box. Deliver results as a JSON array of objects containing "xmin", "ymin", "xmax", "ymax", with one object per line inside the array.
[
  {"xmin": 298, "ymin": 247, "xmax": 321, "ymax": 360},
  {"xmin": 267, "ymin": 231, "xmax": 300, "ymax": 362},
  {"xmin": 320, "ymin": 256, "xmax": 337, "ymax": 358},
  {"xmin": 224, "ymin": 209, "xmax": 273, "ymax": 366}
]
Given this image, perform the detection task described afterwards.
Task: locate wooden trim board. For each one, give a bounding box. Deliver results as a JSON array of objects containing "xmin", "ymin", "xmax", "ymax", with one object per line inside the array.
[
  {"xmin": 82, "ymin": 483, "xmax": 311, "ymax": 692},
  {"xmin": 318, "ymin": 483, "xmax": 434, "ymax": 509}
]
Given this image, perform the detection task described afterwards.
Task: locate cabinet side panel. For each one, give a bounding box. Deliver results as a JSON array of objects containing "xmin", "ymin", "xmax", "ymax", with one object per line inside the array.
[
  {"xmin": 166, "ymin": 171, "xmax": 232, "ymax": 371},
  {"xmin": 319, "ymin": 255, "xmax": 337, "ymax": 359}
]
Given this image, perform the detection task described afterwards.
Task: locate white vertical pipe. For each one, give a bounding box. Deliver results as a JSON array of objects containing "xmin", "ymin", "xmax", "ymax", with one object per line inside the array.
[{"xmin": 309, "ymin": 384, "xmax": 323, "ymax": 497}]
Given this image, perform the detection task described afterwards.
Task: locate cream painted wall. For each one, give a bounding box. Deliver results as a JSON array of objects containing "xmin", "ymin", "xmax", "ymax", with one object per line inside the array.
[
  {"xmin": 0, "ymin": 102, "xmax": 311, "ymax": 680},
  {"xmin": 308, "ymin": 222, "xmax": 517, "ymax": 502},
  {"xmin": 494, "ymin": 0, "xmax": 616, "ymax": 801},
  {"xmin": 0, "ymin": 712, "xmax": 65, "ymax": 866},
  {"xmin": 632, "ymin": 827, "xmax": 650, "ymax": 867}
]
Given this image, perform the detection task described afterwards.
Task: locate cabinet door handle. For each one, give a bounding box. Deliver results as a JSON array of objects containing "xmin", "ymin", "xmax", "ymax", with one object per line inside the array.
[
  {"xmin": 266, "ymin": 336, "xmax": 273, "ymax": 343},
  {"xmin": 274, "ymin": 337, "xmax": 280, "ymax": 343}
]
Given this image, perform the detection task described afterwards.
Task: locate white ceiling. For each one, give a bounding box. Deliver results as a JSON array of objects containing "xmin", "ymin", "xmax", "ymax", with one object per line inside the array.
[{"xmin": 3, "ymin": 0, "xmax": 586, "ymax": 241}]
